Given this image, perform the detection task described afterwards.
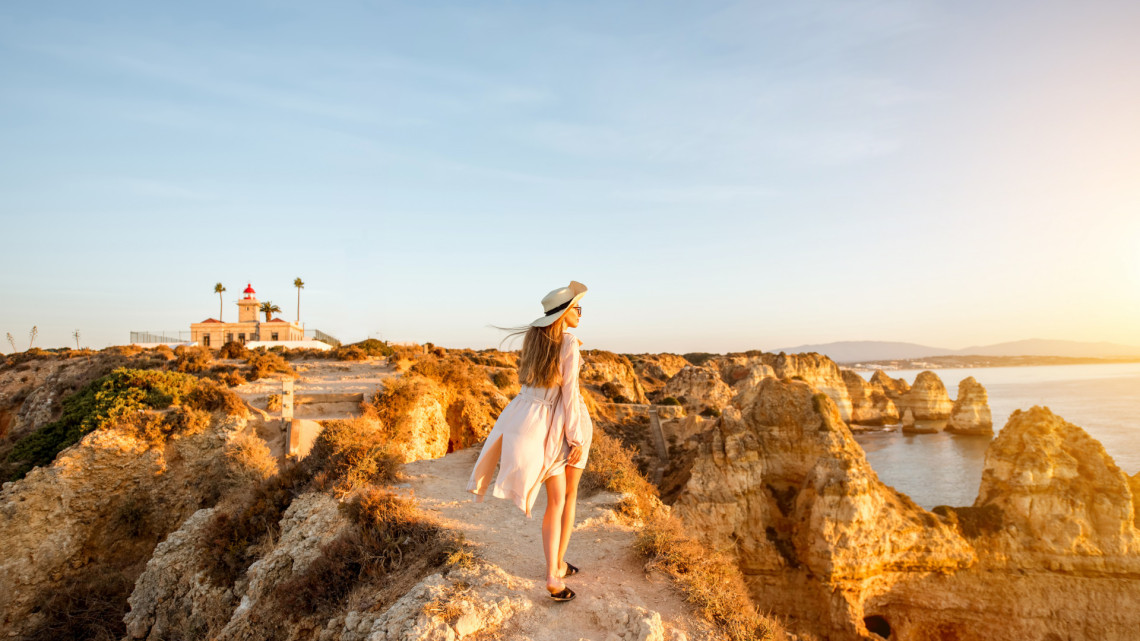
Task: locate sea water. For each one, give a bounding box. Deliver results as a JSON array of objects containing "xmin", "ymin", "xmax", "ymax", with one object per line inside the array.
[{"xmin": 851, "ymin": 362, "xmax": 1140, "ymax": 509}]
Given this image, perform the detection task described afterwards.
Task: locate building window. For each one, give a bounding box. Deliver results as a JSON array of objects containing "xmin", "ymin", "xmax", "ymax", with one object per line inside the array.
[
  {"xmin": 271, "ymin": 332, "xmax": 279, "ymax": 341},
  {"xmin": 226, "ymin": 333, "xmax": 234, "ymax": 343},
  {"xmin": 238, "ymin": 333, "xmax": 246, "ymax": 344},
  {"xmin": 203, "ymin": 334, "xmax": 211, "ymax": 347}
]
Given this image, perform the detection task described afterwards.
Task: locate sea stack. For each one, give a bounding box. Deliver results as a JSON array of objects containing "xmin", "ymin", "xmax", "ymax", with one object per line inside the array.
[
  {"xmin": 897, "ymin": 371, "xmax": 953, "ymax": 421},
  {"xmin": 945, "ymin": 376, "xmax": 994, "ymax": 435}
]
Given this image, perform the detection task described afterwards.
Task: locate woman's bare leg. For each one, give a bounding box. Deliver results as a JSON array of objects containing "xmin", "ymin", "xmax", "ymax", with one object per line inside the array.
[
  {"xmin": 557, "ymin": 466, "xmax": 583, "ymax": 575},
  {"xmin": 542, "ymin": 473, "xmax": 567, "ymax": 592}
]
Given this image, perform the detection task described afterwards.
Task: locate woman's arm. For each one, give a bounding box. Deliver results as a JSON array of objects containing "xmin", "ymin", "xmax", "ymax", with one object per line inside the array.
[{"xmin": 559, "ymin": 334, "xmax": 585, "ymax": 463}]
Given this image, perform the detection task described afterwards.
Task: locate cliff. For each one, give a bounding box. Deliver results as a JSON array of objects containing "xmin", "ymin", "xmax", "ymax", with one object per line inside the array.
[
  {"xmin": 580, "ymin": 350, "xmax": 650, "ymax": 405},
  {"xmin": 668, "ymin": 377, "xmax": 1140, "ymax": 640}
]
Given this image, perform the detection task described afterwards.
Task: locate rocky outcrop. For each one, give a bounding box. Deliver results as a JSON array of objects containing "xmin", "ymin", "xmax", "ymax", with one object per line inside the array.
[
  {"xmin": 671, "ymin": 377, "xmax": 973, "ymax": 638},
  {"xmin": 0, "ymin": 413, "xmax": 263, "ymax": 636},
  {"xmin": 945, "ymin": 377, "xmax": 993, "ymax": 435},
  {"xmin": 670, "ymin": 388, "xmax": 1140, "ymax": 640},
  {"xmin": 842, "ymin": 370, "xmax": 899, "ymax": 427},
  {"xmin": 580, "ymin": 351, "xmax": 650, "ymax": 404},
  {"xmin": 716, "ymin": 352, "xmax": 855, "ymax": 422},
  {"xmin": 627, "ymin": 353, "xmax": 690, "ymax": 395},
  {"xmin": 870, "ymin": 370, "xmax": 909, "ymax": 400},
  {"xmin": 972, "ymin": 406, "xmax": 1139, "ymax": 567},
  {"xmin": 660, "ymin": 366, "xmax": 734, "ymax": 415},
  {"xmin": 895, "ymin": 371, "xmax": 952, "ymax": 421}
]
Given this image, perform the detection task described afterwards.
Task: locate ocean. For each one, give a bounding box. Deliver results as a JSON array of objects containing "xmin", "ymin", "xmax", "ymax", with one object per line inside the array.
[{"xmin": 851, "ymin": 362, "xmax": 1140, "ymax": 509}]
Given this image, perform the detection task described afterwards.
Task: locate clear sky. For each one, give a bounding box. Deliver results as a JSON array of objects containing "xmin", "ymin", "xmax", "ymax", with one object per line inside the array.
[{"xmin": 2, "ymin": 1, "xmax": 1139, "ymax": 354}]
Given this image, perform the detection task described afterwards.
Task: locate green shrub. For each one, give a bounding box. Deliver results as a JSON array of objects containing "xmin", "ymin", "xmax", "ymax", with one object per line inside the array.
[
  {"xmin": 661, "ymin": 396, "xmax": 682, "ymax": 406},
  {"xmin": 682, "ymin": 352, "xmax": 716, "ymax": 367},
  {"xmin": 700, "ymin": 407, "xmax": 722, "ymax": 418},
  {"xmin": 4, "ymin": 369, "xmax": 242, "ymax": 481}
]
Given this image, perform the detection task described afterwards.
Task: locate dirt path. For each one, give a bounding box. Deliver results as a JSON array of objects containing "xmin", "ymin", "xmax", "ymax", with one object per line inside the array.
[{"xmin": 400, "ymin": 448, "xmax": 713, "ymax": 641}]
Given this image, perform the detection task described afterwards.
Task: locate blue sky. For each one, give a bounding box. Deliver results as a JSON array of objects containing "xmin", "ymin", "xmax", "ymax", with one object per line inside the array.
[{"xmin": 2, "ymin": 1, "xmax": 1139, "ymax": 353}]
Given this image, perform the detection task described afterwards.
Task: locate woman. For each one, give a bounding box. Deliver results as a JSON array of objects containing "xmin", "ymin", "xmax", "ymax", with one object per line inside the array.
[{"xmin": 466, "ymin": 280, "xmax": 594, "ymax": 602}]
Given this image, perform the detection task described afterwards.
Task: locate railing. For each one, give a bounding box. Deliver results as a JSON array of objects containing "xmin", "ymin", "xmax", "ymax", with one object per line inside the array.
[
  {"xmin": 305, "ymin": 329, "xmax": 341, "ymax": 347},
  {"xmin": 130, "ymin": 331, "xmax": 191, "ymax": 344}
]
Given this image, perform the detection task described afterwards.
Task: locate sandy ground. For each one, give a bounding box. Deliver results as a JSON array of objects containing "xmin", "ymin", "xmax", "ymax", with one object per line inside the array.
[{"xmin": 401, "ymin": 448, "xmax": 713, "ymax": 641}]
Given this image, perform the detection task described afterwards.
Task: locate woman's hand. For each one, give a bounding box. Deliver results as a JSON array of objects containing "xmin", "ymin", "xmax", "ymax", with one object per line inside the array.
[{"xmin": 568, "ymin": 445, "xmax": 583, "ymax": 466}]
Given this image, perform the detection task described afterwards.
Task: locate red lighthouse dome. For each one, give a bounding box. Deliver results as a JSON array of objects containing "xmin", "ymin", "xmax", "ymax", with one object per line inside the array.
[{"xmin": 243, "ymin": 283, "xmax": 256, "ymax": 299}]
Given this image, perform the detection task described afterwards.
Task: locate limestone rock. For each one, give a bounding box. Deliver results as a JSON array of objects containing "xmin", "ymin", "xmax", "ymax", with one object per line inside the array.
[
  {"xmin": 895, "ymin": 371, "xmax": 952, "ymax": 421},
  {"xmin": 660, "ymin": 366, "xmax": 733, "ymax": 415},
  {"xmin": 945, "ymin": 376, "xmax": 994, "ymax": 435},
  {"xmin": 671, "ymin": 377, "xmax": 973, "ymax": 638},
  {"xmin": 900, "ymin": 408, "xmax": 915, "ymax": 429},
  {"xmin": 581, "ymin": 351, "xmax": 650, "ymax": 404},
  {"xmin": 842, "ymin": 370, "xmax": 899, "ymax": 427},
  {"xmin": 628, "ymin": 353, "xmax": 690, "ymax": 395},
  {"xmin": 870, "ymin": 370, "xmax": 909, "ymax": 400},
  {"xmin": 718, "ymin": 352, "xmax": 854, "ymax": 422},
  {"xmin": 973, "ymin": 406, "xmax": 1140, "ymax": 569},
  {"xmin": 0, "ymin": 414, "xmax": 250, "ymax": 635}
]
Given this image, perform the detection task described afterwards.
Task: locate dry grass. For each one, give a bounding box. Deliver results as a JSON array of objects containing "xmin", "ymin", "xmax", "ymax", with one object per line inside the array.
[
  {"xmin": 200, "ymin": 462, "xmax": 312, "ymax": 587},
  {"xmin": 225, "ymin": 432, "xmax": 279, "ymax": 484},
  {"xmin": 246, "ymin": 349, "xmax": 295, "ymax": 381},
  {"xmin": 584, "ymin": 427, "xmax": 786, "ymax": 641},
  {"xmin": 580, "ymin": 428, "xmax": 661, "ymax": 521},
  {"xmin": 172, "ymin": 345, "xmax": 213, "ymax": 373},
  {"xmin": 636, "ymin": 515, "xmax": 786, "ymax": 641},
  {"xmin": 265, "ymin": 393, "xmax": 282, "ymax": 412},
  {"xmin": 308, "ymin": 418, "xmax": 403, "ymax": 497},
  {"xmin": 219, "ymin": 341, "xmax": 249, "ymax": 359},
  {"xmin": 22, "ymin": 565, "xmax": 135, "ymax": 641},
  {"xmin": 271, "ymin": 488, "xmax": 464, "ymax": 618}
]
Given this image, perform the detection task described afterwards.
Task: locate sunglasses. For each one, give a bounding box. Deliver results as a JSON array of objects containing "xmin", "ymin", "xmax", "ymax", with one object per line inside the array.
[{"xmin": 572, "ymin": 305, "xmax": 582, "ymax": 315}]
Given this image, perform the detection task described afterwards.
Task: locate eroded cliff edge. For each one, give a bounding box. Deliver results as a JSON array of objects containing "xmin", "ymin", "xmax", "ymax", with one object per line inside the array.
[{"xmin": 668, "ymin": 376, "xmax": 1140, "ymax": 640}]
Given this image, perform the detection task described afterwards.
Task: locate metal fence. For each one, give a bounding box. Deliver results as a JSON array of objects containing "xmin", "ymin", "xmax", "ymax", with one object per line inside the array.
[
  {"xmin": 306, "ymin": 329, "xmax": 342, "ymax": 347},
  {"xmin": 130, "ymin": 331, "xmax": 191, "ymax": 344}
]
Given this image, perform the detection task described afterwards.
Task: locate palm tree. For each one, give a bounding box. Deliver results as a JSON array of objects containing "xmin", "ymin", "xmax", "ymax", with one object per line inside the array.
[
  {"xmin": 214, "ymin": 283, "xmax": 226, "ymax": 321},
  {"xmin": 294, "ymin": 277, "xmax": 305, "ymax": 323},
  {"xmin": 259, "ymin": 301, "xmax": 282, "ymax": 322}
]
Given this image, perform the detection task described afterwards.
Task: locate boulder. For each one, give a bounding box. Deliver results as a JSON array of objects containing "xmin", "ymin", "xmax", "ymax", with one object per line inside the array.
[
  {"xmin": 870, "ymin": 370, "xmax": 910, "ymax": 400},
  {"xmin": 945, "ymin": 376, "xmax": 994, "ymax": 435}
]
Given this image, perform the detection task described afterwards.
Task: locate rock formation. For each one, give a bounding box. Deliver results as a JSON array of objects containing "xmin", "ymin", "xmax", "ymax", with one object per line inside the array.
[
  {"xmin": 660, "ymin": 366, "xmax": 734, "ymax": 415},
  {"xmin": 627, "ymin": 353, "xmax": 690, "ymax": 395},
  {"xmin": 870, "ymin": 369, "xmax": 909, "ymax": 399},
  {"xmin": 842, "ymin": 370, "xmax": 899, "ymax": 427},
  {"xmin": 712, "ymin": 352, "xmax": 855, "ymax": 422},
  {"xmin": 580, "ymin": 351, "xmax": 649, "ymax": 404},
  {"xmin": 671, "ymin": 377, "xmax": 973, "ymax": 638},
  {"xmin": 895, "ymin": 371, "xmax": 953, "ymax": 421},
  {"xmin": 669, "ymin": 386, "xmax": 1140, "ymax": 640},
  {"xmin": 944, "ymin": 376, "xmax": 994, "ymax": 435},
  {"xmin": 0, "ymin": 413, "xmax": 266, "ymax": 637}
]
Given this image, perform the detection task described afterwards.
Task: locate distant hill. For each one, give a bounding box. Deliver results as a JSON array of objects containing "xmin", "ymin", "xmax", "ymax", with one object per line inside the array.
[{"xmin": 770, "ymin": 339, "xmax": 1140, "ymax": 363}]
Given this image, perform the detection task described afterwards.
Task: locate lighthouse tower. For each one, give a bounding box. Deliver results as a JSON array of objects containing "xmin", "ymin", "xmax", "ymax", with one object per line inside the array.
[{"xmin": 237, "ymin": 283, "xmax": 259, "ymax": 323}]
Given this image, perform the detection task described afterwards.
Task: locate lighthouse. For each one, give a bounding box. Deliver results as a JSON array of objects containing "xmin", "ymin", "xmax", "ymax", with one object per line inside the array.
[{"xmin": 237, "ymin": 283, "xmax": 259, "ymax": 323}]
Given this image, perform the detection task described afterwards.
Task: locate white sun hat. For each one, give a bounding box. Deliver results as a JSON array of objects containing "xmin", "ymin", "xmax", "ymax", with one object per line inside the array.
[{"xmin": 530, "ymin": 280, "xmax": 588, "ymax": 328}]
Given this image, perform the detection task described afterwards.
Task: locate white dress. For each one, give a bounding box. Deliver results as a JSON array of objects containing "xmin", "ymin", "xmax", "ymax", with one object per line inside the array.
[{"xmin": 466, "ymin": 332, "xmax": 594, "ymax": 516}]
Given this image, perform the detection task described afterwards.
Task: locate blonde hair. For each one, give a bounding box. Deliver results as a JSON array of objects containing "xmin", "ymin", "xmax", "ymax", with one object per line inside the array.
[{"xmin": 499, "ymin": 320, "xmax": 566, "ymax": 388}]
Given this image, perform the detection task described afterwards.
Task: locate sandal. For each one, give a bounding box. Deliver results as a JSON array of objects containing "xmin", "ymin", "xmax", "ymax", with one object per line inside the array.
[
  {"xmin": 562, "ymin": 561, "xmax": 580, "ymax": 577},
  {"xmin": 548, "ymin": 586, "xmax": 576, "ymax": 602}
]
